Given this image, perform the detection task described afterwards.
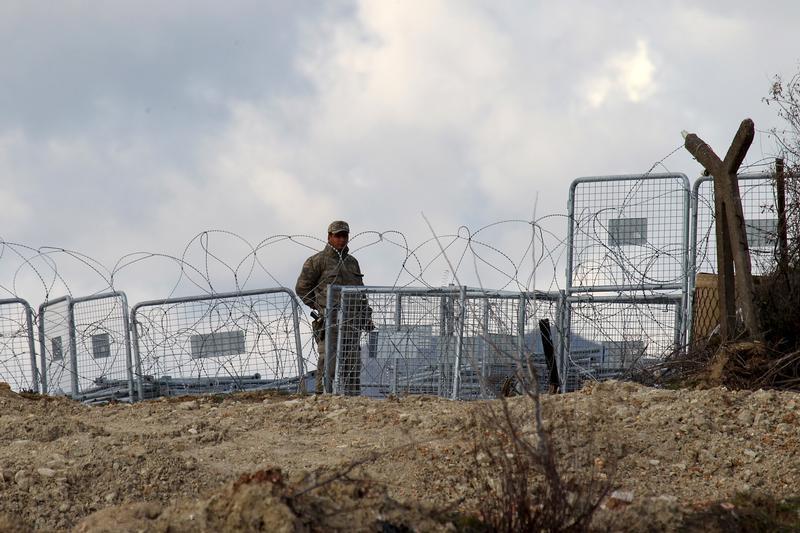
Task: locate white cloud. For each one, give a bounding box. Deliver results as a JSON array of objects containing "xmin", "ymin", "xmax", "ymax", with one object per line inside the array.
[{"xmin": 584, "ymin": 39, "xmax": 656, "ymax": 107}]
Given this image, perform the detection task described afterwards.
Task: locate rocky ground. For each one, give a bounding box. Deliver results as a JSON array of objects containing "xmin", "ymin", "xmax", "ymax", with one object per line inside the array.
[{"xmin": 0, "ymin": 380, "xmax": 798, "ymax": 531}]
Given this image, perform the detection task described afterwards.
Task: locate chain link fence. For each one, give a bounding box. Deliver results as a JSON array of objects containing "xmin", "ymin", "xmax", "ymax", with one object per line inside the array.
[
  {"xmin": 131, "ymin": 288, "xmax": 305, "ymax": 398},
  {"xmin": 0, "ymin": 298, "xmax": 38, "ymax": 392}
]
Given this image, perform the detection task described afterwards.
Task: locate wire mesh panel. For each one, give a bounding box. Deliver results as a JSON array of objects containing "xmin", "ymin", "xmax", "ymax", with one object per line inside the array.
[
  {"xmin": 131, "ymin": 288, "xmax": 304, "ymax": 398},
  {"xmin": 0, "ymin": 299, "xmax": 38, "ymax": 392},
  {"xmin": 39, "ymin": 297, "xmax": 75, "ymax": 396},
  {"xmin": 564, "ymin": 295, "xmax": 681, "ymax": 391},
  {"xmin": 568, "ymin": 174, "xmax": 690, "ymax": 292},
  {"xmin": 692, "ymin": 173, "xmax": 778, "ymax": 277},
  {"xmin": 332, "ymin": 286, "xmax": 564, "ymax": 399},
  {"xmin": 70, "ymin": 292, "xmax": 134, "ymax": 402}
]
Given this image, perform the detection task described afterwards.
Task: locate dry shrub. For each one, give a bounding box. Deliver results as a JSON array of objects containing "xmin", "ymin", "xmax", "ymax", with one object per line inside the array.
[{"xmin": 469, "ymin": 367, "xmax": 615, "ymax": 532}]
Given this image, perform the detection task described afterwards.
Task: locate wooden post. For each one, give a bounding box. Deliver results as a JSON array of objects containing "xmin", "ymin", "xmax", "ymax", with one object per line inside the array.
[
  {"xmin": 776, "ymin": 157, "xmax": 789, "ymax": 274},
  {"xmin": 684, "ymin": 119, "xmax": 763, "ymax": 341}
]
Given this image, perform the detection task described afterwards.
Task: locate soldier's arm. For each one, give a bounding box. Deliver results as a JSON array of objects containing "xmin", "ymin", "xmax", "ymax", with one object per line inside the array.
[{"xmin": 295, "ymin": 257, "xmax": 321, "ymax": 310}]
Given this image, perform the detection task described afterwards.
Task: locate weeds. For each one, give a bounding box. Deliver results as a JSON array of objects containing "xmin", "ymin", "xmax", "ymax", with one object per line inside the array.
[{"xmin": 469, "ymin": 363, "xmax": 615, "ymax": 532}]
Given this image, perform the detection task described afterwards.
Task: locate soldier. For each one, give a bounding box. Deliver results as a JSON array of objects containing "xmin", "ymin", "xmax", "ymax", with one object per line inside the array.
[{"xmin": 295, "ymin": 220, "xmax": 372, "ymax": 395}]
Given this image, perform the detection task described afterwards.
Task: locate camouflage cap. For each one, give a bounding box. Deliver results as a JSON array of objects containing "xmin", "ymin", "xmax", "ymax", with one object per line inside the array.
[{"xmin": 327, "ymin": 220, "xmax": 350, "ymax": 234}]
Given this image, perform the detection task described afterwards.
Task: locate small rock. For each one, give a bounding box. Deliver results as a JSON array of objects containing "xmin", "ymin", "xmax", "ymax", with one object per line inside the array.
[
  {"xmin": 605, "ymin": 489, "xmax": 634, "ymax": 508},
  {"xmin": 14, "ymin": 471, "xmax": 29, "ymax": 489},
  {"xmin": 36, "ymin": 468, "xmax": 56, "ymax": 478},
  {"xmin": 736, "ymin": 410, "xmax": 754, "ymax": 425},
  {"xmin": 188, "ymin": 428, "xmax": 198, "ymax": 435},
  {"xmin": 648, "ymin": 459, "xmax": 660, "ymax": 466},
  {"xmin": 178, "ymin": 400, "xmax": 198, "ymax": 411},
  {"xmin": 743, "ymin": 449, "xmax": 757, "ymax": 459},
  {"xmin": 325, "ymin": 408, "xmax": 346, "ymax": 420},
  {"xmin": 58, "ymin": 503, "xmax": 70, "ymax": 513},
  {"xmin": 105, "ymin": 492, "xmax": 117, "ymax": 503}
]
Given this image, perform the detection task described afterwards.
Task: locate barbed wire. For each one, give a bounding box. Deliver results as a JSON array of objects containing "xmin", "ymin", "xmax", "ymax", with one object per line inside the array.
[{"xmin": 0, "ymin": 142, "xmax": 786, "ymax": 399}]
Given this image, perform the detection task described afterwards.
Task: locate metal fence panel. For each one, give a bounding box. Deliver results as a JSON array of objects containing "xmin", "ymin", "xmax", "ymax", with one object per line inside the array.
[
  {"xmin": 0, "ymin": 298, "xmax": 38, "ymax": 392},
  {"xmin": 332, "ymin": 286, "xmax": 563, "ymax": 399},
  {"xmin": 564, "ymin": 294, "xmax": 682, "ymax": 391},
  {"xmin": 567, "ymin": 174, "xmax": 690, "ymax": 292},
  {"xmin": 70, "ymin": 292, "xmax": 134, "ymax": 402},
  {"xmin": 131, "ymin": 288, "xmax": 304, "ymax": 398},
  {"xmin": 39, "ymin": 297, "xmax": 74, "ymax": 396},
  {"xmin": 692, "ymin": 173, "xmax": 778, "ymax": 277}
]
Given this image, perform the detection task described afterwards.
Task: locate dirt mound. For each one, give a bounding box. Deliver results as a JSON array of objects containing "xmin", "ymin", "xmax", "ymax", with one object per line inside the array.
[
  {"xmin": 74, "ymin": 468, "xmax": 451, "ymax": 532},
  {"xmin": 0, "ymin": 381, "xmax": 798, "ymax": 531}
]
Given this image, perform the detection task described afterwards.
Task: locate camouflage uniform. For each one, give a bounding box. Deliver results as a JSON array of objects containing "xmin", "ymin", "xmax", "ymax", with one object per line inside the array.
[{"xmin": 295, "ymin": 229, "xmax": 370, "ymax": 394}]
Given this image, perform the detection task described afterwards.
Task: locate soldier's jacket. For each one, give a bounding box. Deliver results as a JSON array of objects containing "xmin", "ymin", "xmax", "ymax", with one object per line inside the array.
[{"xmin": 295, "ymin": 245, "xmax": 367, "ymax": 313}]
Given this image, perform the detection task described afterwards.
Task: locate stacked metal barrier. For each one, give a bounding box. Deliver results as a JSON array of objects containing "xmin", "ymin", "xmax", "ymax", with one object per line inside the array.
[
  {"xmin": 328, "ymin": 286, "xmax": 563, "ymax": 399},
  {"xmin": 0, "ymin": 298, "xmax": 38, "ymax": 392},
  {"xmin": 130, "ymin": 288, "xmax": 305, "ymax": 398},
  {"xmin": 565, "ymin": 174, "xmax": 690, "ymax": 389}
]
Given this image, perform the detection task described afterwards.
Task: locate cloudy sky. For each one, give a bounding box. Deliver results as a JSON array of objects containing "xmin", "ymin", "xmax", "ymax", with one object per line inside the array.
[{"xmin": 1, "ymin": 0, "xmax": 798, "ymax": 303}]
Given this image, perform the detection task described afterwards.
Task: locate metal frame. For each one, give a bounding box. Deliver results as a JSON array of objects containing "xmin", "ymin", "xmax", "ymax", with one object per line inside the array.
[
  {"xmin": 327, "ymin": 285, "xmax": 564, "ymax": 399},
  {"xmin": 566, "ymin": 173, "xmax": 691, "ymax": 353},
  {"xmin": 562, "ymin": 292, "xmax": 684, "ymax": 390},
  {"xmin": 38, "ymin": 296, "xmax": 72, "ymax": 396},
  {"xmin": 0, "ymin": 298, "xmax": 38, "ymax": 392},
  {"xmin": 131, "ymin": 287, "xmax": 305, "ymax": 399},
  {"xmin": 39, "ymin": 292, "xmax": 134, "ymax": 400},
  {"xmin": 689, "ymin": 172, "xmax": 778, "ymax": 341}
]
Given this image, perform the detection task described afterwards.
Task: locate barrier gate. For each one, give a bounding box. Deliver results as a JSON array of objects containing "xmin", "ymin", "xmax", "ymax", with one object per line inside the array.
[
  {"xmin": 564, "ymin": 173, "xmax": 690, "ymax": 384},
  {"xmin": 39, "ymin": 292, "xmax": 134, "ymax": 400},
  {"xmin": 131, "ymin": 288, "xmax": 305, "ymax": 398},
  {"xmin": 0, "ymin": 298, "xmax": 38, "ymax": 392},
  {"xmin": 327, "ymin": 286, "xmax": 564, "ymax": 399}
]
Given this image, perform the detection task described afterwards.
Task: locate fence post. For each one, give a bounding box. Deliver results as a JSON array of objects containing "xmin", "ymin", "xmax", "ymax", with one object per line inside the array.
[
  {"xmin": 289, "ymin": 296, "xmax": 306, "ymax": 393},
  {"xmin": 517, "ymin": 293, "xmax": 528, "ymax": 389},
  {"xmin": 323, "ymin": 286, "xmax": 335, "ymax": 394},
  {"xmin": 558, "ymin": 290, "xmax": 570, "ymax": 392},
  {"xmin": 117, "ymin": 293, "xmax": 135, "ymax": 402},
  {"xmin": 38, "ymin": 302, "xmax": 48, "ymax": 394},
  {"xmin": 129, "ymin": 311, "xmax": 145, "ymax": 401},
  {"xmin": 450, "ymin": 286, "xmax": 466, "ymax": 400},
  {"xmin": 332, "ymin": 303, "xmax": 345, "ymax": 395},
  {"xmin": 21, "ymin": 302, "xmax": 39, "ymax": 394},
  {"xmin": 776, "ymin": 158, "xmax": 789, "ymax": 273},
  {"xmin": 480, "ymin": 298, "xmax": 490, "ymax": 398},
  {"xmin": 67, "ymin": 301, "xmax": 80, "ymax": 399}
]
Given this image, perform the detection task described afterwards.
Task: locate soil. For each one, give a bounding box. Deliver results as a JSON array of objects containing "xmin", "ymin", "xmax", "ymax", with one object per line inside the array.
[{"xmin": 0, "ymin": 380, "xmax": 798, "ymax": 532}]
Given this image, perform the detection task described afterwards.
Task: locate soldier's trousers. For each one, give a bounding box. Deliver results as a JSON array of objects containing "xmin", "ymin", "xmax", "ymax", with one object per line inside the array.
[{"xmin": 315, "ymin": 319, "xmax": 362, "ymax": 395}]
